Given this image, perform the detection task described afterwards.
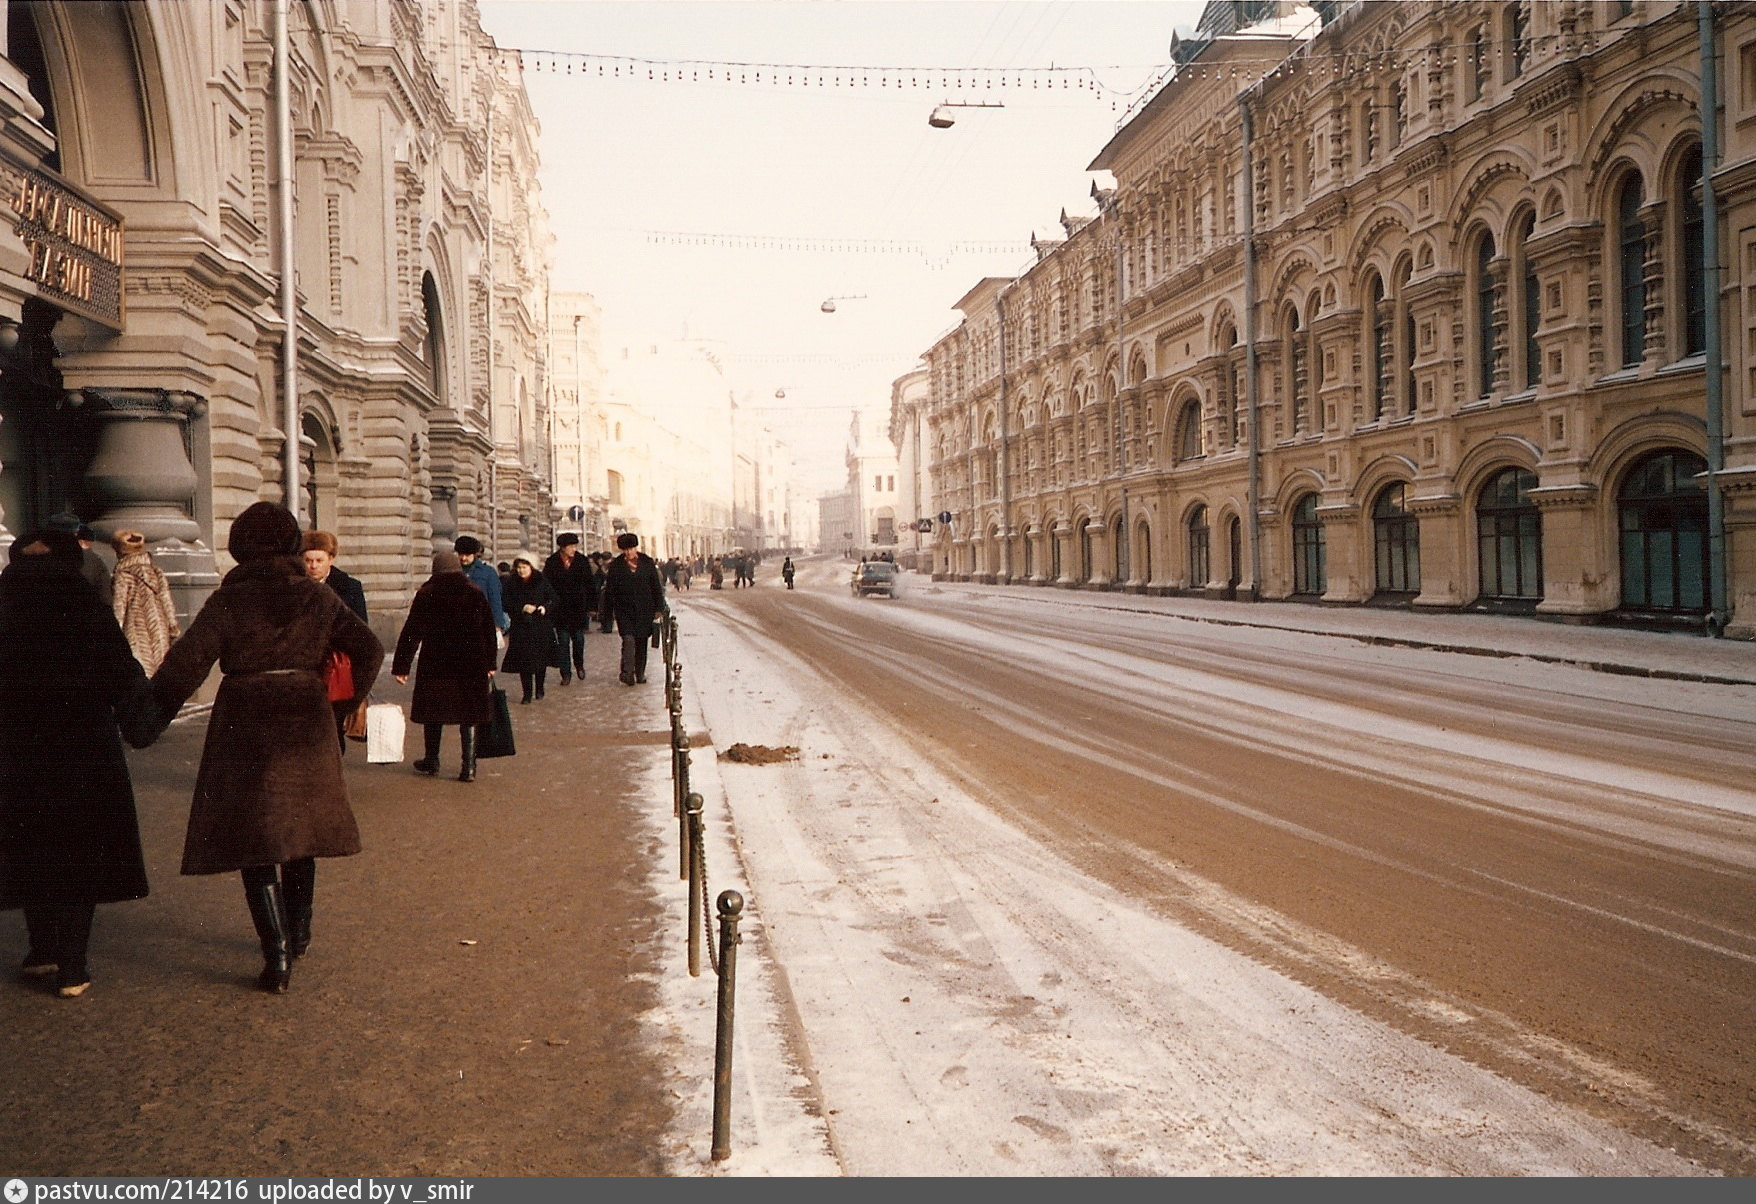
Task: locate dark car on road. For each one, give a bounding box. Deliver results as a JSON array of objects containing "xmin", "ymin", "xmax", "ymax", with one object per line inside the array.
[{"xmin": 850, "ymin": 561, "xmax": 897, "ymax": 598}]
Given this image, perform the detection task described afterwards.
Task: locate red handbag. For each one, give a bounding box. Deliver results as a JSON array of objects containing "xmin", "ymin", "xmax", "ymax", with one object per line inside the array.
[{"xmin": 324, "ymin": 651, "xmax": 354, "ymax": 702}]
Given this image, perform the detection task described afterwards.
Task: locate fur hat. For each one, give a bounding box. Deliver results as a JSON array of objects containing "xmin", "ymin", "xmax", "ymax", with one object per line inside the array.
[
  {"xmin": 616, "ymin": 532, "xmax": 639, "ymax": 550},
  {"xmin": 9, "ymin": 529, "xmax": 82, "ymax": 568},
  {"xmin": 432, "ymin": 550, "xmax": 463, "ymax": 575},
  {"xmin": 228, "ymin": 501, "xmax": 303, "ymax": 562},
  {"xmin": 111, "ymin": 530, "xmax": 147, "ymax": 556},
  {"xmin": 556, "ymin": 531, "xmax": 580, "ymax": 548},
  {"xmin": 454, "ymin": 535, "xmax": 482, "ymax": 556},
  {"xmin": 302, "ymin": 530, "xmax": 339, "ymax": 557}
]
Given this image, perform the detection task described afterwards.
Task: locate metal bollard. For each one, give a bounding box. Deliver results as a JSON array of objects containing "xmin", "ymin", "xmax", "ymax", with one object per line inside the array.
[
  {"xmin": 710, "ymin": 889, "xmax": 744, "ymax": 1163},
  {"xmin": 685, "ymin": 792, "xmax": 705, "ymax": 976}
]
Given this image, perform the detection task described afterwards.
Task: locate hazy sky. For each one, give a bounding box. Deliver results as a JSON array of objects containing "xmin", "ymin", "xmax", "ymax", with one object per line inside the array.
[{"xmin": 476, "ymin": 1, "xmax": 1206, "ymax": 492}]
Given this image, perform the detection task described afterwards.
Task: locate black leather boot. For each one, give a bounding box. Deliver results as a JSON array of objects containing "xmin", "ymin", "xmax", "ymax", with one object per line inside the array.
[
  {"xmin": 282, "ymin": 858, "xmax": 315, "ymax": 959},
  {"xmin": 458, "ymin": 726, "xmax": 477, "ymax": 782},
  {"xmin": 413, "ymin": 724, "xmax": 442, "ymax": 775},
  {"xmin": 243, "ymin": 874, "xmax": 292, "ymax": 994},
  {"xmin": 519, "ymin": 674, "xmax": 533, "ymax": 704},
  {"xmin": 534, "ymin": 669, "xmax": 546, "ymax": 700}
]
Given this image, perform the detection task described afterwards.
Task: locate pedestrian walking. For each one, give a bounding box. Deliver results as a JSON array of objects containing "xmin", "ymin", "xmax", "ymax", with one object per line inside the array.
[
  {"xmin": 592, "ymin": 551, "xmax": 615, "ymax": 632},
  {"xmin": 599, "ymin": 532, "xmax": 668, "ymax": 686},
  {"xmin": 0, "ymin": 529, "xmax": 161, "ymax": 999},
  {"xmin": 302, "ymin": 530, "xmax": 368, "ymax": 752},
  {"xmin": 454, "ymin": 536, "xmax": 508, "ymax": 639},
  {"xmin": 542, "ymin": 532, "xmax": 594, "ymax": 685},
  {"xmin": 150, "ymin": 502, "xmax": 383, "ymax": 994},
  {"xmin": 501, "ymin": 551, "xmax": 558, "ymax": 703},
  {"xmin": 781, "ymin": 556, "xmax": 796, "ymax": 590},
  {"xmin": 110, "ymin": 529, "xmax": 181, "ymax": 674},
  {"xmin": 392, "ymin": 550, "xmax": 497, "ymax": 783},
  {"xmin": 708, "ymin": 556, "xmax": 724, "ymax": 590}
]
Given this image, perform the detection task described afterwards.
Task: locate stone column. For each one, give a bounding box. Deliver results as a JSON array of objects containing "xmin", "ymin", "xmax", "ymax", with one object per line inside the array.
[
  {"xmin": 430, "ymin": 484, "xmax": 458, "ymax": 554},
  {"xmin": 72, "ymin": 387, "xmax": 219, "ymax": 626}
]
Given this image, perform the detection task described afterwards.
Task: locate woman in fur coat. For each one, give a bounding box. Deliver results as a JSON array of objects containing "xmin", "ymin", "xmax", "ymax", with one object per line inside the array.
[
  {"xmin": 150, "ymin": 502, "xmax": 383, "ymax": 994},
  {"xmin": 392, "ymin": 550, "xmax": 498, "ymax": 782},
  {"xmin": 499, "ymin": 552, "xmax": 558, "ymax": 704},
  {"xmin": 110, "ymin": 529, "xmax": 180, "ymax": 675},
  {"xmin": 0, "ymin": 530, "xmax": 159, "ymax": 998}
]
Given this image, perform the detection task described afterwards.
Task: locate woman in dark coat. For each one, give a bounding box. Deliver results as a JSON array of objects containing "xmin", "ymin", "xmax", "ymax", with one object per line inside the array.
[
  {"xmin": 0, "ymin": 530, "xmax": 159, "ymax": 998},
  {"xmin": 151, "ymin": 502, "xmax": 383, "ymax": 994},
  {"xmin": 500, "ymin": 551, "xmax": 558, "ymax": 704},
  {"xmin": 392, "ymin": 551, "xmax": 497, "ymax": 783}
]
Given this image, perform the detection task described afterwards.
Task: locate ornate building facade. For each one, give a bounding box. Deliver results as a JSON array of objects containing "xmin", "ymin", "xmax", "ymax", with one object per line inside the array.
[
  {"xmin": 913, "ymin": 0, "xmax": 1756, "ymax": 636},
  {"xmin": 0, "ymin": 0, "xmax": 553, "ymax": 635}
]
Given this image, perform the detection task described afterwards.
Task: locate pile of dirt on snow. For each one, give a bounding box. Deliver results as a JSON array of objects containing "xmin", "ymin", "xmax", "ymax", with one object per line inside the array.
[{"xmin": 720, "ymin": 742, "xmax": 800, "ymax": 764}]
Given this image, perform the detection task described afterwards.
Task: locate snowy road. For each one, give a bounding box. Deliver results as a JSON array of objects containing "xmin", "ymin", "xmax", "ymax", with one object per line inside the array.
[{"xmin": 652, "ymin": 559, "xmax": 1754, "ymax": 1175}]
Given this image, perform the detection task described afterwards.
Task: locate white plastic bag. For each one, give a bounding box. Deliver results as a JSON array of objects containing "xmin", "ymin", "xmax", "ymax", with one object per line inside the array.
[{"xmin": 365, "ymin": 701, "xmax": 406, "ymax": 764}]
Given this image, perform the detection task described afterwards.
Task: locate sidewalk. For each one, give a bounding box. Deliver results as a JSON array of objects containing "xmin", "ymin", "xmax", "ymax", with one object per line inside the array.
[
  {"xmin": 910, "ymin": 573, "xmax": 1756, "ymax": 685},
  {"xmin": 0, "ymin": 630, "xmax": 684, "ymax": 1176}
]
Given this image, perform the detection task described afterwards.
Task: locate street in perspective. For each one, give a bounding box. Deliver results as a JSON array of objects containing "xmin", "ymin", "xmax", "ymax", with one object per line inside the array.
[{"xmin": 4, "ymin": 0, "xmax": 1756, "ymax": 1182}]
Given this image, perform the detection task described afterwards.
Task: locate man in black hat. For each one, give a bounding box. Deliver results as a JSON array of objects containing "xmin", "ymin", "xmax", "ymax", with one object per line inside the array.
[
  {"xmin": 453, "ymin": 536, "xmax": 507, "ymax": 636},
  {"xmin": 542, "ymin": 532, "xmax": 595, "ymax": 684},
  {"xmin": 598, "ymin": 533, "xmax": 668, "ymax": 686}
]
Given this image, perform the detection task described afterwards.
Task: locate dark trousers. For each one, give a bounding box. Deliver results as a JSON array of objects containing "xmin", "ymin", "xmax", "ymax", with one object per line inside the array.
[
  {"xmin": 556, "ymin": 626, "xmax": 586, "ymax": 676},
  {"xmin": 619, "ymin": 632, "xmax": 650, "ymax": 681},
  {"xmin": 24, "ymin": 902, "xmax": 95, "ymax": 973}
]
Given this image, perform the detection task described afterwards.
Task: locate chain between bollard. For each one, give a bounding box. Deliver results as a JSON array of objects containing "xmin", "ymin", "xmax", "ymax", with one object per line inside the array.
[
  {"xmin": 710, "ymin": 889, "xmax": 744, "ymax": 1163},
  {"xmin": 686, "ymin": 793, "xmax": 716, "ymax": 976}
]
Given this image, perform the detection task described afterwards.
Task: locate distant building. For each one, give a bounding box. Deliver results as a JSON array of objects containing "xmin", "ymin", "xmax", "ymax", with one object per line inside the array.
[{"xmin": 917, "ymin": 0, "xmax": 1756, "ymax": 636}]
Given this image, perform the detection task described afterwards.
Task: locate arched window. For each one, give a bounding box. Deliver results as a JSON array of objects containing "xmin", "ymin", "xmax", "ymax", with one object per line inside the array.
[
  {"xmin": 1186, "ymin": 505, "xmax": 1210, "ymax": 588},
  {"xmin": 1468, "ymin": 28, "xmax": 1489, "ymax": 101},
  {"xmin": 1368, "ymin": 273, "xmax": 1389, "ymax": 419},
  {"xmin": 1138, "ymin": 520, "xmax": 1154, "ymax": 585},
  {"xmin": 1373, "ymin": 482, "xmax": 1420, "ymax": 594},
  {"xmin": 1399, "ymin": 261, "xmax": 1417, "ymax": 414},
  {"xmin": 1175, "ymin": 400, "xmax": 1203, "ymax": 462},
  {"xmin": 1619, "ymin": 450, "xmax": 1710, "ymax": 612},
  {"xmin": 1678, "ymin": 144, "xmax": 1706, "ymax": 358},
  {"xmin": 1218, "ymin": 324, "xmax": 1238, "ymax": 447},
  {"xmin": 1475, "ymin": 231, "xmax": 1498, "ymax": 398},
  {"xmin": 1507, "ymin": 4, "xmax": 1531, "ymax": 79},
  {"xmin": 606, "ymin": 469, "xmax": 624, "ymax": 505},
  {"xmin": 1477, "ymin": 467, "xmax": 1542, "ymax": 600},
  {"xmin": 1286, "ymin": 303, "xmax": 1310, "ymax": 434},
  {"xmin": 421, "ymin": 273, "xmax": 448, "ymax": 401},
  {"xmin": 1618, "ymin": 172, "xmax": 1647, "ymax": 369},
  {"xmin": 1292, "ymin": 493, "xmax": 1325, "ymax": 595},
  {"xmin": 1516, "ymin": 212, "xmax": 1540, "ymax": 390}
]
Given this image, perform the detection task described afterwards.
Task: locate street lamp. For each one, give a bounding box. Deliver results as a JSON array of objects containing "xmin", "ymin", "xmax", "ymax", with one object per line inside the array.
[
  {"xmin": 820, "ymin": 295, "xmax": 868, "ymax": 314},
  {"xmin": 927, "ymin": 100, "xmax": 1005, "ymax": 129}
]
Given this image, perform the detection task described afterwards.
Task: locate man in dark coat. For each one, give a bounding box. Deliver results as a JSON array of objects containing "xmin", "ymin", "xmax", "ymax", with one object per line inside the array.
[
  {"xmin": 598, "ymin": 532, "xmax": 669, "ymax": 686},
  {"xmin": 542, "ymin": 532, "xmax": 595, "ymax": 685},
  {"xmin": 454, "ymin": 536, "xmax": 508, "ymax": 636},
  {"xmin": 392, "ymin": 550, "xmax": 497, "ymax": 782},
  {"xmin": 0, "ymin": 530, "xmax": 159, "ymax": 998}
]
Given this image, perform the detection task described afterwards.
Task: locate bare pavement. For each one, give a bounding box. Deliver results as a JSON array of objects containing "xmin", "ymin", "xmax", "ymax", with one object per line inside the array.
[{"xmin": 1, "ymin": 631, "xmax": 681, "ymax": 1176}]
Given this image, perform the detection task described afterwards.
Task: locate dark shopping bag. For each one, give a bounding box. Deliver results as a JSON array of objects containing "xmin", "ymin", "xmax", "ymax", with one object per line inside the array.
[{"xmin": 475, "ymin": 686, "xmax": 517, "ymax": 759}]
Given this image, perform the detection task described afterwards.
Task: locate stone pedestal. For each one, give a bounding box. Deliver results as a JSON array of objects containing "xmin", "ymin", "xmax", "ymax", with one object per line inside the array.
[{"xmin": 71, "ymin": 387, "xmax": 218, "ymax": 626}]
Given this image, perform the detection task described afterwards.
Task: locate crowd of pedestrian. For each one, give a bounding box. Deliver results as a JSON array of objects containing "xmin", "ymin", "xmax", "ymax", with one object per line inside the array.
[{"xmin": 0, "ymin": 508, "xmax": 694, "ymax": 1002}]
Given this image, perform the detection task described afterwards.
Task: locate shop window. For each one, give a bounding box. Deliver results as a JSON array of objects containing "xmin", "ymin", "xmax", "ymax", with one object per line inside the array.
[
  {"xmin": 1619, "ymin": 450, "xmax": 1710, "ymax": 612},
  {"xmin": 1292, "ymin": 493, "xmax": 1326, "ymax": 595},
  {"xmin": 1373, "ymin": 482, "xmax": 1420, "ymax": 594},
  {"xmin": 1477, "ymin": 467, "xmax": 1543, "ymax": 599},
  {"xmin": 1186, "ymin": 505, "xmax": 1210, "ymax": 588}
]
